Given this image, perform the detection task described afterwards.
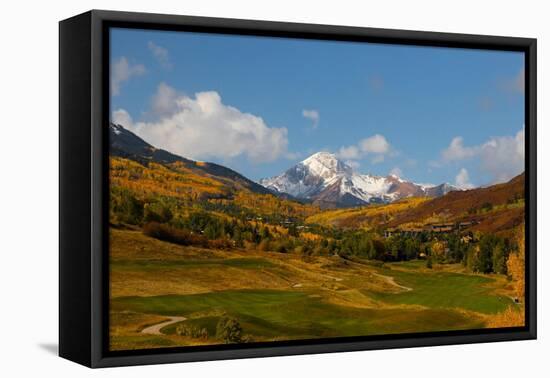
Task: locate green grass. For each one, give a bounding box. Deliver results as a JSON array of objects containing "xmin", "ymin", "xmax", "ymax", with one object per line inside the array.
[
  {"xmin": 112, "ymin": 289, "xmax": 483, "ymax": 341},
  {"xmin": 110, "ymin": 228, "xmax": 514, "ymax": 348},
  {"xmin": 112, "ymin": 289, "xmax": 305, "ymax": 317},
  {"xmin": 387, "ymin": 260, "xmax": 427, "ymax": 270},
  {"xmin": 368, "ymin": 266, "xmax": 512, "ymax": 314}
]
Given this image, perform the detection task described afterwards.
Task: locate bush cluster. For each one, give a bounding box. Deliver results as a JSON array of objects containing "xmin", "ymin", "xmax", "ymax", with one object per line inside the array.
[
  {"xmin": 143, "ymin": 222, "xmax": 208, "ymax": 247},
  {"xmin": 216, "ymin": 317, "xmax": 243, "ymax": 344},
  {"xmin": 176, "ymin": 323, "xmax": 209, "ymax": 340}
]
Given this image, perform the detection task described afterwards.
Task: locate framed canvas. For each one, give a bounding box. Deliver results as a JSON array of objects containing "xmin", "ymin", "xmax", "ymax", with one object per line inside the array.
[{"xmin": 59, "ymin": 10, "xmax": 537, "ymax": 368}]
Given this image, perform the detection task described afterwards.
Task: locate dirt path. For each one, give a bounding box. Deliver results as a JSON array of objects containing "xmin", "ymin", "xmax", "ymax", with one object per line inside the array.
[
  {"xmin": 141, "ymin": 316, "xmax": 187, "ymax": 335},
  {"xmin": 372, "ymin": 272, "xmax": 413, "ymax": 292}
]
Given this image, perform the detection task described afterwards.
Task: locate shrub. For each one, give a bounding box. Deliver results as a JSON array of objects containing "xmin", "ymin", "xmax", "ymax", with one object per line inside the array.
[
  {"xmin": 293, "ymin": 245, "xmax": 304, "ymax": 255},
  {"xmin": 312, "ymin": 244, "xmax": 325, "ymax": 256},
  {"xmin": 243, "ymin": 241, "xmax": 257, "ymax": 251},
  {"xmin": 209, "ymin": 238, "xmax": 233, "ymax": 250},
  {"xmin": 143, "ymin": 222, "xmax": 208, "ymax": 247},
  {"xmin": 216, "ymin": 317, "xmax": 242, "ymax": 344},
  {"xmin": 176, "ymin": 323, "xmax": 209, "ymax": 340},
  {"xmin": 480, "ymin": 202, "xmax": 494, "ymax": 212},
  {"xmin": 258, "ymin": 239, "xmax": 271, "ymax": 252},
  {"xmin": 272, "ymin": 240, "xmax": 289, "ymax": 253}
]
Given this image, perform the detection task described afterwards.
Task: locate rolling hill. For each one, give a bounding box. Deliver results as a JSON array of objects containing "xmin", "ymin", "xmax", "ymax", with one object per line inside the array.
[
  {"xmin": 305, "ymin": 173, "xmax": 524, "ymax": 235},
  {"xmin": 109, "ymin": 123, "xmax": 318, "ymax": 222},
  {"xmin": 110, "ymin": 123, "xmax": 272, "ymax": 195},
  {"xmin": 386, "ymin": 173, "xmax": 525, "ymax": 234}
]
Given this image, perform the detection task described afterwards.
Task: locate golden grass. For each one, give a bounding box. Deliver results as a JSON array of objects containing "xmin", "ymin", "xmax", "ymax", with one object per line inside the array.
[
  {"xmin": 110, "ymin": 311, "xmax": 168, "ymax": 336},
  {"xmin": 306, "ymin": 197, "xmax": 430, "ymax": 228},
  {"xmin": 109, "ymin": 228, "xmax": 517, "ymax": 351},
  {"xmin": 109, "ymin": 229, "xmax": 394, "ymax": 299}
]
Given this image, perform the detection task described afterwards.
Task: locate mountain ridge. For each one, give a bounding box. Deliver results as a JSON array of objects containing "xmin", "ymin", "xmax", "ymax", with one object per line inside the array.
[
  {"xmin": 386, "ymin": 172, "xmax": 525, "ymax": 234},
  {"xmin": 260, "ymin": 152, "xmax": 459, "ymax": 208},
  {"xmin": 109, "ymin": 123, "xmax": 273, "ymax": 196}
]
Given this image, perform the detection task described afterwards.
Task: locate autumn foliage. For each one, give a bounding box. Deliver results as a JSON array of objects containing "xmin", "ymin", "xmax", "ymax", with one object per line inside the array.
[
  {"xmin": 110, "ymin": 157, "xmax": 226, "ymax": 202},
  {"xmin": 486, "ymin": 224, "xmax": 526, "ymax": 328},
  {"xmin": 486, "ymin": 305, "xmax": 525, "ymax": 328},
  {"xmin": 507, "ymin": 225, "xmax": 525, "ymax": 301}
]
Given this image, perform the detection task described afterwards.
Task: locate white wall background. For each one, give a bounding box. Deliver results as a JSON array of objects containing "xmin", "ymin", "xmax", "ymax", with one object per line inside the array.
[{"xmin": 0, "ymin": 0, "xmax": 546, "ymax": 376}]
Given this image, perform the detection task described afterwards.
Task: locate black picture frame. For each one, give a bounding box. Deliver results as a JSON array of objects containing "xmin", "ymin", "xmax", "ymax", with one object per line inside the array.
[{"xmin": 59, "ymin": 9, "xmax": 537, "ymax": 368}]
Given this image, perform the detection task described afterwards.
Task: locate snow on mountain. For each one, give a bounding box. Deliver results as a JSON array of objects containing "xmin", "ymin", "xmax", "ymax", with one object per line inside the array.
[
  {"xmin": 301, "ymin": 152, "xmax": 353, "ymax": 179},
  {"xmin": 260, "ymin": 152, "xmax": 458, "ymax": 208}
]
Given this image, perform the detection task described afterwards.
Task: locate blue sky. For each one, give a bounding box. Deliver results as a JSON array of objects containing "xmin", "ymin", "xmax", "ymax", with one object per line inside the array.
[{"xmin": 110, "ymin": 28, "xmax": 525, "ymax": 187}]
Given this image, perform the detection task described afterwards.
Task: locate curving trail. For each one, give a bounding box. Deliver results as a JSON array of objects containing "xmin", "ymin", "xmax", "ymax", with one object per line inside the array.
[
  {"xmin": 141, "ymin": 316, "xmax": 186, "ymax": 335},
  {"xmin": 372, "ymin": 272, "xmax": 413, "ymax": 292}
]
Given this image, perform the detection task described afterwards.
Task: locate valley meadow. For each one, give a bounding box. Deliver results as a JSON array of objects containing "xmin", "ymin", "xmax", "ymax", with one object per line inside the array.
[{"xmin": 108, "ymin": 124, "xmax": 525, "ymax": 351}]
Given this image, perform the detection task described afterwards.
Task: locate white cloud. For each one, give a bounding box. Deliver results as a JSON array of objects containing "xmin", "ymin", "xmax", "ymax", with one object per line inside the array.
[
  {"xmin": 151, "ymin": 82, "xmax": 180, "ymax": 117},
  {"xmin": 440, "ymin": 128, "xmax": 525, "ymax": 184},
  {"xmin": 360, "ymin": 134, "xmax": 390, "ymax": 154},
  {"xmin": 455, "ymin": 168, "xmax": 474, "ymax": 189},
  {"xmin": 113, "ymin": 84, "xmax": 291, "ymax": 163},
  {"xmin": 112, "ymin": 109, "xmax": 133, "ymax": 127},
  {"xmin": 389, "ymin": 167, "xmax": 403, "ymax": 178},
  {"xmin": 148, "ymin": 41, "xmax": 172, "ymax": 69},
  {"xmin": 337, "ymin": 145, "xmax": 360, "ymax": 160},
  {"xmin": 337, "ymin": 134, "xmax": 391, "ymax": 164},
  {"xmin": 302, "ymin": 109, "xmax": 320, "ymax": 129},
  {"xmin": 111, "ymin": 57, "xmax": 146, "ymax": 96},
  {"xmin": 479, "ymin": 128, "xmax": 525, "ymax": 183},
  {"xmin": 442, "ymin": 137, "xmax": 478, "ymax": 161},
  {"xmin": 345, "ymin": 160, "xmax": 361, "ymax": 171}
]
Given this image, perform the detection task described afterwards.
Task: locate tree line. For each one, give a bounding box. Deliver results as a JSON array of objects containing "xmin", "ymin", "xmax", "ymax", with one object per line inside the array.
[{"xmin": 111, "ymin": 186, "xmax": 519, "ymax": 276}]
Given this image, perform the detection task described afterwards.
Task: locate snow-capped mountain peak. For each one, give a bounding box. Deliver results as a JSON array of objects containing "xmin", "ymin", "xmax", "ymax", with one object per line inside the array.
[
  {"xmin": 301, "ymin": 152, "xmax": 353, "ymax": 178},
  {"xmin": 110, "ymin": 123, "xmax": 124, "ymax": 135},
  {"xmin": 260, "ymin": 152, "xmax": 459, "ymax": 208}
]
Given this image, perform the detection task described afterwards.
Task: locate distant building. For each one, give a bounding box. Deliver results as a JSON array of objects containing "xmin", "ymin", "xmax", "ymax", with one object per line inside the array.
[
  {"xmin": 430, "ymin": 223, "xmax": 454, "ymax": 233},
  {"xmin": 383, "ymin": 220, "xmax": 478, "ymax": 238}
]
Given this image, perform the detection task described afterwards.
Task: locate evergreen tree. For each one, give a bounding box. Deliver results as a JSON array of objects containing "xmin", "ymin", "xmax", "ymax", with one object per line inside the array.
[{"xmin": 492, "ymin": 243, "xmax": 508, "ymax": 274}]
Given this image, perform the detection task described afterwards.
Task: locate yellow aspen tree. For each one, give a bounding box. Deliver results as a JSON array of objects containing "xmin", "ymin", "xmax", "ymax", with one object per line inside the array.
[{"xmin": 507, "ymin": 225, "xmax": 525, "ymax": 301}]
